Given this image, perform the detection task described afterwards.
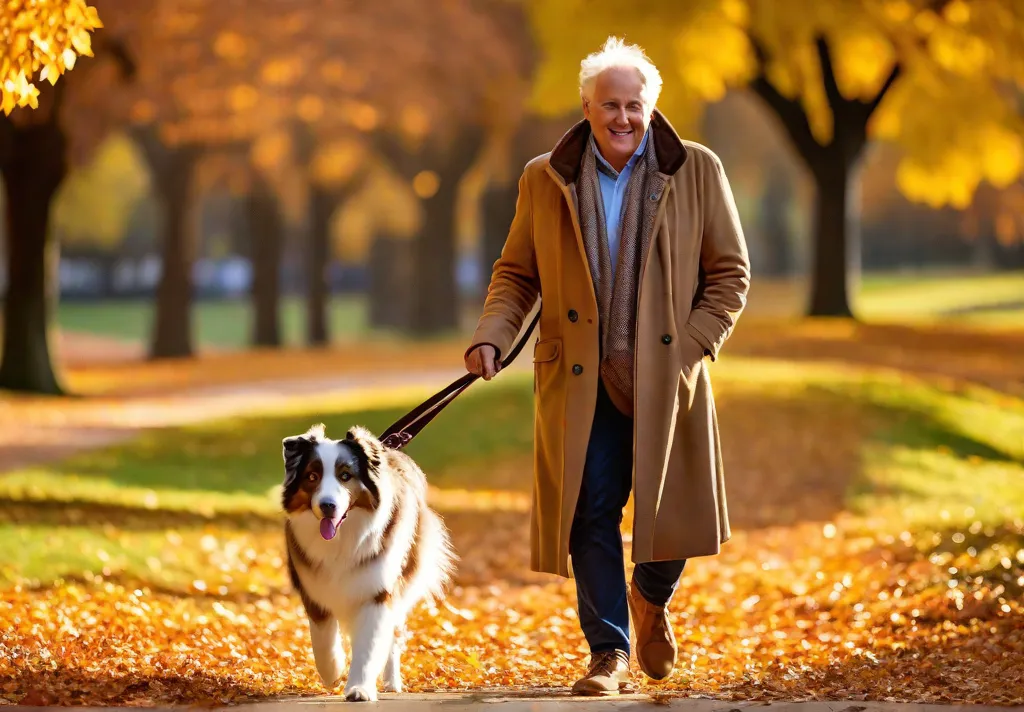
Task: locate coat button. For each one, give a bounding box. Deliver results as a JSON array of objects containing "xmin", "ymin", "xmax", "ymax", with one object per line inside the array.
[
  {"xmin": 661, "ymin": 334, "xmax": 672, "ymax": 345},
  {"xmin": 572, "ymin": 364, "xmax": 583, "ymax": 375},
  {"xmin": 567, "ymin": 309, "xmax": 578, "ymax": 323}
]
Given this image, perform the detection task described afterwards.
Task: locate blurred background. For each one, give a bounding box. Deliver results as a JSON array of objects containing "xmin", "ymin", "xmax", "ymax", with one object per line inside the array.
[
  {"xmin": 0, "ymin": 1, "xmax": 1022, "ymax": 706},
  {"xmin": 0, "ymin": 0, "xmax": 1021, "ymax": 392}
]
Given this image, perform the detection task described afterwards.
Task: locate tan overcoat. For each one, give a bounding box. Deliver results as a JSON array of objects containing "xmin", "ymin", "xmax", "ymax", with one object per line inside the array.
[{"xmin": 466, "ymin": 111, "xmax": 751, "ymax": 578}]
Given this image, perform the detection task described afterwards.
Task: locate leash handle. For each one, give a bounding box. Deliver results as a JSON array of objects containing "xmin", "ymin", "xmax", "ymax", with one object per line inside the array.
[{"xmin": 379, "ymin": 307, "xmax": 541, "ymax": 450}]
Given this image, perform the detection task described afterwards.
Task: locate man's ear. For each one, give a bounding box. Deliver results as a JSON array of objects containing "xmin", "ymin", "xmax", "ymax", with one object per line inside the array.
[
  {"xmin": 581, "ymin": 97, "xmax": 591, "ymax": 120},
  {"xmin": 281, "ymin": 423, "xmax": 325, "ymax": 487}
]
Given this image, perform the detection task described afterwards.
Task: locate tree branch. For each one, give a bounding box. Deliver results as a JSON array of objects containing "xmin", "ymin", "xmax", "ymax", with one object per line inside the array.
[
  {"xmin": 748, "ymin": 36, "xmax": 826, "ymax": 166},
  {"xmin": 815, "ymin": 36, "xmax": 845, "ymax": 118}
]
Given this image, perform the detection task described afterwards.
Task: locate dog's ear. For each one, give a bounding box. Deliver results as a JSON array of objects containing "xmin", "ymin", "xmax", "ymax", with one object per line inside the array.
[
  {"xmin": 343, "ymin": 426, "xmax": 384, "ymax": 506},
  {"xmin": 282, "ymin": 423, "xmax": 325, "ymax": 487},
  {"xmin": 343, "ymin": 426, "xmax": 384, "ymax": 472}
]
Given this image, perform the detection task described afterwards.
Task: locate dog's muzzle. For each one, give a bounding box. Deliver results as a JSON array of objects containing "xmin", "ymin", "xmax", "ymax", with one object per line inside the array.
[{"xmin": 317, "ymin": 499, "xmax": 347, "ymax": 541}]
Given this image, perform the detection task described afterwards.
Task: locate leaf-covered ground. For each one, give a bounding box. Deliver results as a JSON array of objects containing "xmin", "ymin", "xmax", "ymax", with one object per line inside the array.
[{"xmin": 2, "ymin": 321, "xmax": 1023, "ymax": 707}]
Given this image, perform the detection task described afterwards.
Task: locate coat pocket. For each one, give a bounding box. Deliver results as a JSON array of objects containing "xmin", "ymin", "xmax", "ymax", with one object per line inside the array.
[
  {"xmin": 533, "ymin": 337, "xmax": 561, "ymax": 363},
  {"xmin": 533, "ymin": 338, "xmax": 561, "ymax": 396}
]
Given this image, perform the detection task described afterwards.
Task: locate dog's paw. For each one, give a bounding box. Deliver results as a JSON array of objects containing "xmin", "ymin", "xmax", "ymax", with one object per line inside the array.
[
  {"xmin": 344, "ymin": 686, "xmax": 376, "ymax": 702},
  {"xmin": 382, "ymin": 679, "xmax": 402, "ymax": 694}
]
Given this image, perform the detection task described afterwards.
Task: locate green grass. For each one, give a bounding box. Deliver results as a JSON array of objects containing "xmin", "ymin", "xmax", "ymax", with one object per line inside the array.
[
  {"xmin": 56, "ymin": 271, "xmax": 1024, "ymax": 349},
  {"xmin": 833, "ymin": 375, "xmax": 1024, "ymax": 528},
  {"xmin": 855, "ymin": 270, "xmax": 1024, "ymax": 324},
  {"xmin": 2, "ymin": 353, "xmax": 1023, "ymax": 589},
  {"xmin": 0, "ymin": 372, "xmax": 538, "ymax": 509},
  {"xmin": 57, "ymin": 295, "xmax": 370, "ymax": 349}
]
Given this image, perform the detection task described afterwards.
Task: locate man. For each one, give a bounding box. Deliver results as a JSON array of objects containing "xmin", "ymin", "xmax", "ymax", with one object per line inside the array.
[{"xmin": 465, "ymin": 36, "xmax": 750, "ymax": 695}]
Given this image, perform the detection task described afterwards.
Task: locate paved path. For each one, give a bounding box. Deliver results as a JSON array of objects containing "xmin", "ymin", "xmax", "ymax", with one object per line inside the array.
[
  {"xmin": 8, "ymin": 694, "xmax": 1019, "ymax": 711},
  {"xmin": 0, "ymin": 362, "xmax": 533, "ymax": 473}
]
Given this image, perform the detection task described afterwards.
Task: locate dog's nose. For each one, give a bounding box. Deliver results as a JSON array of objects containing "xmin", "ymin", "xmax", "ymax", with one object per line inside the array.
[{"xmin": 319, "ymin": 500, "xmax": 337, "ymax": 519}]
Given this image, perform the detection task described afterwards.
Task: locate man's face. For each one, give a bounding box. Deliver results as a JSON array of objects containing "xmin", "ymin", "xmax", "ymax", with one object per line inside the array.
[{"xmin": 582, "ymin": 66, "xmax": 652, "ymax": 170}]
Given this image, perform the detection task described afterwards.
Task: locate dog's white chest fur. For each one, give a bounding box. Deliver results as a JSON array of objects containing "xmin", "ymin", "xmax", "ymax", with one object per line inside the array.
[{"xmin": 288, "ymin": 507, "xmax": 421, "ymax": 622}]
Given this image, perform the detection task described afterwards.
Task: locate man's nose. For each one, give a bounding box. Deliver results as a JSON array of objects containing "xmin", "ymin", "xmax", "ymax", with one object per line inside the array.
[{"xmin": 319, "ymin": 500, "xmax": 337, "ymax": 519}]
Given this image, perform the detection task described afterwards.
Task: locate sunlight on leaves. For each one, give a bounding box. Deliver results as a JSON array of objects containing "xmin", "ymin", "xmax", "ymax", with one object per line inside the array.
[{"xmin": 0, "ymin": 0, "xmax": 102, "ymax": 114}]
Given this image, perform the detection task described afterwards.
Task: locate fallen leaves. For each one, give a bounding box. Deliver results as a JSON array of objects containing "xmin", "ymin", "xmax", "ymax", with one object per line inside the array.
[
  {"xmin": 2, "ymin": 321, "xmax": 1023, "ymax": 705},
  {"xmin": 1, "ymin": 514, "xmax": 1022, "ymax": 706}
]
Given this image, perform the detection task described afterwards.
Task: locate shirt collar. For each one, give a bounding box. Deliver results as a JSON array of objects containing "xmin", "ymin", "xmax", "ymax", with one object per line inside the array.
[{"xmin": 590, "ymin": 127, "xmax": 649, "ymax": 178}]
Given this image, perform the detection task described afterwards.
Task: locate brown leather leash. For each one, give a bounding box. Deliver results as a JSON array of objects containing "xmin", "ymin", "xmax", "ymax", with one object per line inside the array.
[{"xmin": 379, "ymin": 309, "xmax": 541, "ymax": 450}]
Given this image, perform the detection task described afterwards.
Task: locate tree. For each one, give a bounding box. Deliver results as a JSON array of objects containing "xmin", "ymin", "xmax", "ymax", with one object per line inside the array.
[
  {"xmin": 0, "ymin": 0, "xmax": 103, "ymax": 115},
  {"xmin": 526, "ymin": 0, "xmax": 1024, "ymax": 317},
  {"xmin": 0, "ymin": 22, "xmax": 132, "ymax": 394}
]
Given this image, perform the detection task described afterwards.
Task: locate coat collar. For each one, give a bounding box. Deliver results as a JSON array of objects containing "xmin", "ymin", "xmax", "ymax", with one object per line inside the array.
[{"xmin": 547, "ymin": 108, "xmax": 687, "ymax": 186}]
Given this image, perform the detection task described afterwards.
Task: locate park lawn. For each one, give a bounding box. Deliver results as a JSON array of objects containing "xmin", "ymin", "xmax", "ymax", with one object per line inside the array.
[
  {"xmin": 57, "ymin": 295, "xmax": 371, "ymax": 350},
  {"xmin": 1, "ymin": 340, "xmax": 1023, "ymax": 705},
  {"xmin": 54, "ymin": 270, "xmax": 1024, "ymax": 353}
]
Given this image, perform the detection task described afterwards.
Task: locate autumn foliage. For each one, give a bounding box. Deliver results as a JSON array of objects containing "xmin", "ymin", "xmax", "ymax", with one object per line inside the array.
[{"xmin": 0, "ymin": 0, "xmax": 102, "ymax": 113}]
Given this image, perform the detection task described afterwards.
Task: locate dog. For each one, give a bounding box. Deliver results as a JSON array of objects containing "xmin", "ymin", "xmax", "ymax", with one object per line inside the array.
[{"xmin": 280, "ymin": 423, "xmax": 457, "ymax": 702}]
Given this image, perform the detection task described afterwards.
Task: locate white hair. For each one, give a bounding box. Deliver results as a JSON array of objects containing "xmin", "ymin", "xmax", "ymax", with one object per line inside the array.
[{"xmin": 579, "ymin": 36, "xmax": 663, "ymax": 110}]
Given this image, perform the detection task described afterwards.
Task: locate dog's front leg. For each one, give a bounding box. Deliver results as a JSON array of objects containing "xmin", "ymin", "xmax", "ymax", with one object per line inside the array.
[
  {"xmin": 309, "ymin": 615, "xmax": 345, "ymax": 689},
  {"xmin": 382, "ymin": 633, "xmax": 403, "ymax": 693},
  {"xmin": 344, "ymin": 602, "xmax": 394, "ymax": 702}
]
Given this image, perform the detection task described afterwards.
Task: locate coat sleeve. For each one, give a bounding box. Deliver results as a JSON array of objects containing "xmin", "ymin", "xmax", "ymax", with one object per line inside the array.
[
  {"xmin": 465, "ymin": 167, "xmax": 541, "ymax": 361},
  {"xmin": 684, "ymin": 152, "xmax": 751, "ymax": 362}
]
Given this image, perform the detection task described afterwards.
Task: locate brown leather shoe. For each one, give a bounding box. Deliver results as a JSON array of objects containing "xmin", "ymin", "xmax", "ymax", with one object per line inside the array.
[
  {"xmin": 627, "ymin": 578, "xmax": 677, "ymax": 680},
  {"xmin": 570, "ymin": 649, "xmax": 631, "ymax": 696}
]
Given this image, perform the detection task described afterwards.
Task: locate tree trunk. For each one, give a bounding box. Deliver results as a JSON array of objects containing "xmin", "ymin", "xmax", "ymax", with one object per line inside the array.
[
  {"xmin": 306, "ymin": 186, "xmax": 335, "ymax": 347},
  {"xmin": 149, "ymin": 148, "xmax": 199, "ymax": 359},
  {"xmin": 0, "ymin": 121, "xmax": 67, "ymax": 395},
  {"xmin": 410, "ymin": 179, "xmax": 461, "ymax": 335},
  {"xmin": 806, "ymin": 156, "xmax": 859, "ymax": 318},
  {"xmin": 248, "ymin": 174, "xmax": 283, "ymax": 347}
]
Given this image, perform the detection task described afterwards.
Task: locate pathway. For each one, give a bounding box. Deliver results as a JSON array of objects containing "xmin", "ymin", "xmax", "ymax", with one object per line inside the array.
[{"xmin": 0, "ymin": 360, "xmax": 533, "ymax": 473}]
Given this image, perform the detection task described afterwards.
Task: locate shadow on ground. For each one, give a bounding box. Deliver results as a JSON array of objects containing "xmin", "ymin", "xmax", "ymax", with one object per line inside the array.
[{"xmin": 729, "ymin": 320, "xmax": 1024, "ymax": 397}]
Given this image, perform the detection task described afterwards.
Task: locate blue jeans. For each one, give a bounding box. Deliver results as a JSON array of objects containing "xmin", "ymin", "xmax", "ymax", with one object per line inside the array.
[{"xmin": 569, "ymin": 380, "xmax": 687, "ymax": 656}]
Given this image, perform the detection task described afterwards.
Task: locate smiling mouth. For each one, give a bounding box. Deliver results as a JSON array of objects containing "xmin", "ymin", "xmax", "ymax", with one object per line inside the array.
[{"xmin": 610, "ymin": 128, "xmax": 632, "ymax": 137}]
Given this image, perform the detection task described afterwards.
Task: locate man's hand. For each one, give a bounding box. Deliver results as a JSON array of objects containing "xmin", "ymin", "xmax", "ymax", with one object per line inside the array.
[{"xmin": 466, "ymin": 344, "xmax": 502, "ymax": 381}]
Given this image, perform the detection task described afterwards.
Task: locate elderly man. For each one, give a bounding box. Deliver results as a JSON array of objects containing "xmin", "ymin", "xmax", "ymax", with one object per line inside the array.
[{"xmin": 465, "ymin": 36, "xmax": 750, "ymax": 695}]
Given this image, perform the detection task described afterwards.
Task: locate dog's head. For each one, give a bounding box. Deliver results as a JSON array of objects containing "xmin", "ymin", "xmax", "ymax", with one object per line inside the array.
[{"xmin": 281, "ymin": 424, "xmax": 384, "ymax": 541}]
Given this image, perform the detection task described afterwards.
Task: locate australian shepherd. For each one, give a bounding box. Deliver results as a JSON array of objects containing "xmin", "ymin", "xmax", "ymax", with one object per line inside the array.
[{"xmin": 280, "ymin": 423, "xmax": 457, "ymax": 702}]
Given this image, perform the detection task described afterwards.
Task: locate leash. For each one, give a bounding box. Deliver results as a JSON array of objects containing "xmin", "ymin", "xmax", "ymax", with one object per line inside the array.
[{"xmin": 379, "ymin": 308, "xmax": 541, "ymax": 450}]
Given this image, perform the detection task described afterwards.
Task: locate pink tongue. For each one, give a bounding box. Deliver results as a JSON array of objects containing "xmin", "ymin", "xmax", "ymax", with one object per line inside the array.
[{"xmin": 320, "ymin": 517, "xmax": 340, "ymax": 540}]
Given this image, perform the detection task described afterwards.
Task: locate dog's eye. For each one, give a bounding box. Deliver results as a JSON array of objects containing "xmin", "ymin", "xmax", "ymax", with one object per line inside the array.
[
  {"xmin": 339, "ymin": 471, "xmax": 352, "ymax": 482},
  {"xmin": 306, "ymin": 471, "xmax": 320, "ymax": 482}
]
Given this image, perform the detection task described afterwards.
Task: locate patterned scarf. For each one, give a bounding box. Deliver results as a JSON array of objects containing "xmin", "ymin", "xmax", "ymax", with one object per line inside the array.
[{"xmin": 573, "ymin": 129, "xmax": 665, "ymax": 417}]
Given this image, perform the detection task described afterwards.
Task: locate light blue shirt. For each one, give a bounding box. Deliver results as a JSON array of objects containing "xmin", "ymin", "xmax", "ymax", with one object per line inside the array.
[{"xmin": 590, "ymin": 128, "xmax": 649, "ymax": 274}]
